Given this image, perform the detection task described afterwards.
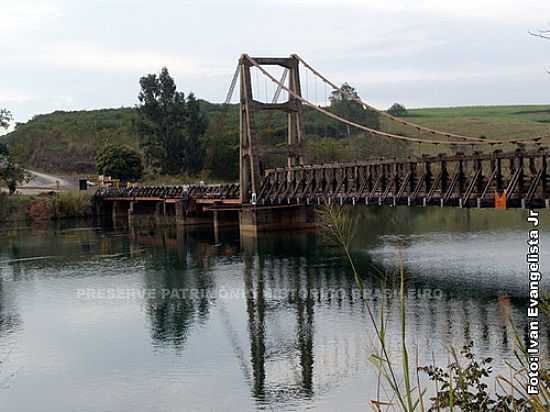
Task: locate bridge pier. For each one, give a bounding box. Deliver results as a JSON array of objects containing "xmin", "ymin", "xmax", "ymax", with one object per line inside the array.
[
  {"xmin": 239, "ymin": 204, "xmax": 316, "ymax": 235},
  {"xmin": 175, "ymin": 201, "xmax": 185, "ymax": 225},
  {"xmin": 174, "ymin": 202, "xmax": 211, "ymax": 226},
  {"xmin": 112, "ymin": 200, "xmax": 131, "ymax": 227},
  {"xmin": 128, "ymin": 201, "xmax": 135, "ymax": 224}
]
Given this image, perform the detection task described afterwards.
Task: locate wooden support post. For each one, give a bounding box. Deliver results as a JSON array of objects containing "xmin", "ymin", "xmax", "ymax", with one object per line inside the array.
[
  {"xmin": 409, "ymin": 162, "xmax": 416, "ymax": 195},
  {"xmin": 440, "ymin": 155, "xmax": 449, "ymax": 195},
  {"xmin": 457, "ymin": 159, "xmax": 466, "ymax": 194},
  {"xmin": 475, "ymin": 153, "xmax": 484, "ymax": 194},
  {"xmin": 111, "ymin": 200, "xmax": 130, "ymax": 227},
  {"xmin": 380, "ymin": 165, "xmax": 387, "ymax": 196},
  {"xmin": 424, "ymin": 159, "xmax": 432, "ymax": 196},
  {"xmin": 175, "ymin": 201, "xmax": 185, "ymax": 226},
  {"xmin": 128, "ymin": 201, "xmax": 134, "ymax": 225},
  {"xmin": 393, "ymin": 163, "xmax": 400, "ymax": 198},
  {"xmin": 367, "ymin": 165, "xmax": 374, "ymax": 194},
  {"xmin": 239, "ymin": 56, "xmax": 261, "ymax": 204},
  {"xmin": 213, "ymin": 210, "xmax": 220, "ymax": 244},
  {"xmin": 515, "ymin": 149, "xmax": 525, "ymax": 194},
  {"xmin": 494, "ymin": 151, "xmax": 503, "ymax": 192},
  {"xmin": 154, "ymin": 202, "xmax": 162, "ymax": 221},
  {"xmin": 542, "ymin": 150, "xmax": 548, "ymax": 196},
  {"xmin": 287, "ymin": 56, "xmax": 305, "ymax": 168}
]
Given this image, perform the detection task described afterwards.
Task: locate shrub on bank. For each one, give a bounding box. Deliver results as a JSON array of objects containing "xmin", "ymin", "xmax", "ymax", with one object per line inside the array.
[
  {"xmin": 0, "ymin": 192, "xmax": 93, "ymax": 222},
  {"xmin": 49, "ymin": 192, "xmax": 93, "ymax": 219},
  {"xmin": 0, "ymin": 192, "xmax": 33, "ymax": 222}
]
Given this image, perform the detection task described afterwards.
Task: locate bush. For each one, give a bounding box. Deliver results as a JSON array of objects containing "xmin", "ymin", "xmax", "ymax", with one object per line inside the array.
[
  {"xmin": 388, "ymin": 102, "xmax": 408, "ymax": 117},
  {"xmin": 96, "ymin": 144, "xmax": 143, "ymax": 181},
  {"xmin": 50, "ymin": 192, "xmax": 92, "ymax": 219},
  {"xmin": 0, "ymin": 193, "xmax": 33, "ymax": 222}
]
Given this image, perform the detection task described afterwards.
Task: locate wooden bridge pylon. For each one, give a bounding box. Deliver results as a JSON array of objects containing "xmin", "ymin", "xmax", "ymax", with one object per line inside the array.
[{"xmin": 239, "ymin": 55, "xmax": 305, "ymax": 204}]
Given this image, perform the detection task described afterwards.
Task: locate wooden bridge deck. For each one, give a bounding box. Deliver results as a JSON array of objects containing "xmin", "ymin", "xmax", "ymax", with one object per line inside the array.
[{"xmin": 96, "ymin": 149, "xmax": 550, "ymax": 210}]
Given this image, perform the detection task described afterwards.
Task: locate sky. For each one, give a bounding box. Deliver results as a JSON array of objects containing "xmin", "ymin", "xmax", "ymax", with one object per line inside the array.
[{"xmin": 2, "ymin": 0, "xmax": 550, "ymax": 128}]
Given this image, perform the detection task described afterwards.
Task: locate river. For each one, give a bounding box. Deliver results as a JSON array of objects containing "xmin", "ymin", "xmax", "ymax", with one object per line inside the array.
[{"xmin": 0, "ymin": 207, "xmax": 547, "ymax": 411}]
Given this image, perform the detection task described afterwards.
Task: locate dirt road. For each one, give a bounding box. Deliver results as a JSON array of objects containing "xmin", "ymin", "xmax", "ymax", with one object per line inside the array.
[{"xmin": 13, "ymin": 170, "xmax": 74, "ymax": 194}]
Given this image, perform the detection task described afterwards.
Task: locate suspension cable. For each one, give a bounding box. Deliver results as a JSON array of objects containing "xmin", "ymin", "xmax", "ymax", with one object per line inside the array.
[
  {"xmin": 272, "ymin": 69, "xmax": 288, "ymax": 104},
  {"xmin": 224, "ymin": 63, "xmax": 240, "ymax": 105},
  {"xmin": 293, "ymin": 54, "xmax": 548, "ymax": 146},
  {"xmin": 244, "ymin": 55, "xmax": 504, "ymax": 146}
]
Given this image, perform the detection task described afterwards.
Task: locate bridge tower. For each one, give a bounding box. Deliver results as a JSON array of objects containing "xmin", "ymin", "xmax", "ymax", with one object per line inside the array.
[{"xmin": 239, "ymin": 55, "xmax": 305, "ymax": 204}]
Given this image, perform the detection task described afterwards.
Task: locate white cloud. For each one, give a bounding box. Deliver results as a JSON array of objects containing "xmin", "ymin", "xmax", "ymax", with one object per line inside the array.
[
  {"xmin": 330, "ymin": 63, "xmax": 545, "ymax": 85},
  {"xmin": 275, "ymin": 0, "xmax": 550, "ymax": 21},
  {"xmin": 2, "ymin": 41, "xmax": 218, "ymax": 76},
  {"xmin": 0, "ymin": 88, "xmax": 37, "ymax": 104},
  {"xmin": 40, "ymin": 43, "xmax": 201, "ymax": 74},
  {"xmin": 0, "ymin": 1, "xmax": 64, "ymax": 34}
]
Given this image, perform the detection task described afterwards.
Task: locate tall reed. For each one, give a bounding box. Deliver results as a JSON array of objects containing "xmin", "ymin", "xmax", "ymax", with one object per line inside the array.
[
  {"xmin": 318, "ymin": 204, "xmax": 549, "ymax": 411},
  {"xmin": 318, "ymin": 205, "xmax": 421, "ymax": 411}
]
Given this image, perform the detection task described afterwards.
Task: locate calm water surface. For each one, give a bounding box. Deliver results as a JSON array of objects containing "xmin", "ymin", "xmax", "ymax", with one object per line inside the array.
[{"xmin": 0, "ymin": 207, "xmax": 548, "ymax": 411}]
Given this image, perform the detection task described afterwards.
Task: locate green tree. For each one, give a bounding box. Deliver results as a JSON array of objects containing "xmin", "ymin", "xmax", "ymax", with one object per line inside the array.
[
  {"xmin": 329, "ymin": 83, "xmax": 380, "ymax": 137},
  {"xmin": 388, "ymin": 103, "xmax": 408, "ymax": 117},
  {"xmin": 203, "ymin": 129, "xmax": 239, "ymax": 180},
  {"xmin": 0, "ymin": 109, "xmax": 11, "ymax": 129},
  {"xmin": 0, "ymin": 110, "xmax": 27, "ymax": 194},
  {"xmin": 96, "ymin": 144, "xmax": 144, "ymax": 181},
  {"xmin": 136, "ymin": 67, "xmax": 207, "ymax": 175},
  {"xmin": 0, "ymin": 142, "xmax": 27, "ymax": 194},
  {"xmin": 185, "ymin": 93, "xmax": 208, "ymax": 173}
]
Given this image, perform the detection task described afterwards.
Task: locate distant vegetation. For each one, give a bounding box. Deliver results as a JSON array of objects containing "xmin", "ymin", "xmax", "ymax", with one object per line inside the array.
[
  {"xmin": 0, "ymin": 108, "xmax": 11, "ymax": 129},
  {"xmin": 0, "ymin": 108, "xmax": 27, "ymax": 193},
  {"xmin": 327, "ymin": 83, "xmax": 380, "ymax": 137},
  {"xmin": 387, "ymin": 102, "xmax": 408, "ymax": 117},
  {"xmin": 2, "ymin": 68, "xmax": 550, "ymax": 182},
  {"xmin": 96, "ymin": 143, "xmax": 143, "ymax": 181}
]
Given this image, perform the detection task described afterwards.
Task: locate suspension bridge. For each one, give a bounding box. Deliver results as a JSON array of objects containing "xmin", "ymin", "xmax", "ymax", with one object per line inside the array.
[{"xmin": 96, "ymin": 54, "xmax": 550, "ymax": 233}]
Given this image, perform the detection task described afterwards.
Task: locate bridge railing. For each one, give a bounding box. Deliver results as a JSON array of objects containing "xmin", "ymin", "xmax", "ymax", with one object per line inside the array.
[
  {"xmin": 258, "ymin": 149, "xmax": 550, "ymax": 208},
  {"xmin": 95, "ymin": 183, "xmax": 240, "ymax": 200}
]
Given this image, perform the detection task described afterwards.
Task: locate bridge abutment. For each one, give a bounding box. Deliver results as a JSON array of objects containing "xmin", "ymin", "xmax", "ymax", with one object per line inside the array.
[
  {"xmin": 239, "ymin": 205, "xmax": 316, "ymax": 236},
  {"xmin": 112, "ymin": 200, "xmax": 131, "ymax": 227}
]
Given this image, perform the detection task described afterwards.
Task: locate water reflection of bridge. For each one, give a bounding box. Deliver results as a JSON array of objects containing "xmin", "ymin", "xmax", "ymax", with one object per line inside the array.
[{"xmin": 131, "ymin": 225, "xmax": 549, "ymax": 407}]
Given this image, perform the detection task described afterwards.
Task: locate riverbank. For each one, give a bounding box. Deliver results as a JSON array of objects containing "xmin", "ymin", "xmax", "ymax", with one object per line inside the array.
[{"xmin": 0, "ymin": 191, "xmax": 93, "ymax": 223}]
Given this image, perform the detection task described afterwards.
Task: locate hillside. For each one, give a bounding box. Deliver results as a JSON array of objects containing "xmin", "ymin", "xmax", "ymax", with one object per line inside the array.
[
  {"xmin": 2, "ymin": 103, "xmax": 549, "ymax": 176},
  {"xmin": 384, "ymin": 105, "xmax": 550, "ymax": 154},
  {"xmin": 2, "ymin": 108, "xmax": 138, "ymax": 173}
]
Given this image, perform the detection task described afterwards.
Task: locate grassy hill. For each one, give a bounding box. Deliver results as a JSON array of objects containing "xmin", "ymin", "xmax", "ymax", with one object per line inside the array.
[
  {"xmin": 389, "ymin": 105, "xmax": 550, "ymax": 146},
  {"xmin": 2, "ymin": 108, "xmax": 137, "ymax": 173},
  {"xmin": 2, "ymin": 103, "xmax": 549, "ymax": 176}
]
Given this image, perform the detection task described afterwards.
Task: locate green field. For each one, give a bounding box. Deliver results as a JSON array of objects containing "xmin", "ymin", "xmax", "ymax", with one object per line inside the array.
[
  {"xmin": 2, "ymin": 103, "xmax": 549, "ymax": 175},
  {"xmin": 384, "ymin": 105, "xmax": 550, "ymax": 155},
  {"xmin": 402, "ymin": 104, "xmax": 550, "ymax": 137}
]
